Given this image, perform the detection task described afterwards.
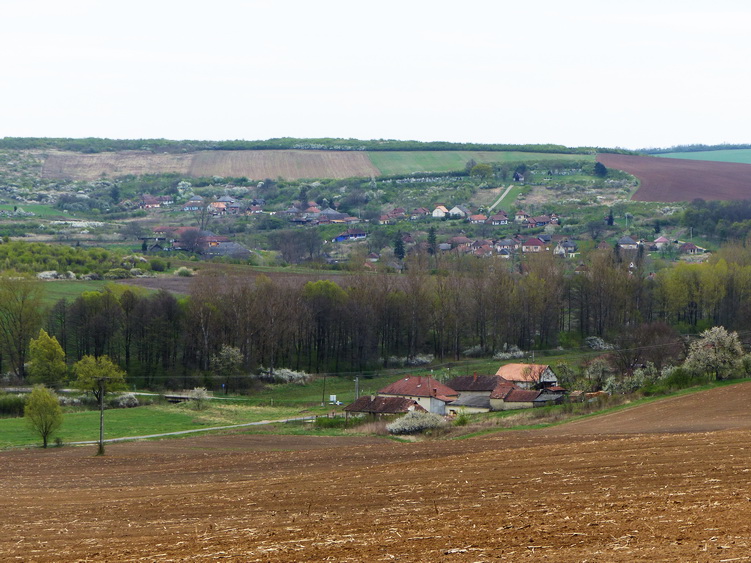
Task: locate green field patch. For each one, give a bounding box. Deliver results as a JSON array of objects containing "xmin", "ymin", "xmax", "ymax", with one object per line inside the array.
[
  {"xmin": 0, "ymin": 204, "xmax": 68, "ymax": 217},
  {"xmin": 368, "ymin": 151, "xmax": 593, "ymax": 175},
  {"xmin": 657, "ymin": 149, "xmax": 751, "ymax": 164},
  {"xmin": 0, "ymin": 402, "xmax": 307, "ymax": 448}
]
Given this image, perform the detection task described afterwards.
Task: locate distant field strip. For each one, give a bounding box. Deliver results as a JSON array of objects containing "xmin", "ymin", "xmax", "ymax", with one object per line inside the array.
[
  {"xmin": 39, "ymin": 149, "xmax": 592, "ymax": 181},
  {"xmin": 367, "ymin": 151, "xmax": 593, "ymax": 175},
  {"xmin": 41, "ymin": 151, "xmax": 193, "ymax": 180},
  {"xmin": 189, "ymin": 150, "xmax": 380, "ymax": 179},
  {"xmin": 658, "ymin": 149, "xmax": 751, "ymax": 164}
]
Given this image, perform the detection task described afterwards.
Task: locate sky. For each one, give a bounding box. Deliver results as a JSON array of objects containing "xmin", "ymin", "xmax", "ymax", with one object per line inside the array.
[{"xmin": 2, "ymin": 0, "xmax": 750, "ymax": 150}]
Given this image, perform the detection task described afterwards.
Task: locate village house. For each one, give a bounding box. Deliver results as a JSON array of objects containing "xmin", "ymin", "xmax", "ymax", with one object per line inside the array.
[
  {"xmin": 495, "ymin": 363, "xmax": 559, "ymax": 390},
  {"xmin": 432, "ymin": 205, "xmax": 449, "ymax": 218},
  {"xmin": 617, "ymin": 236, "xmax": 639, "ymax": 250},
  {"xmin": 469, "ymin": 214, "xmax": 488, "ymax": 224},
  {"xmin": 553, "ymin": 240, "xmax": 578, "ymax": 258},
  {"xmin": 521, "ymin": 237, "xmax": 546, "ymax": 253},
  {"xmin": 652, "ymin": 236, "xmax": 671, "ymax": 250},
  {"xmin": 449, "ymin": 205, "xmax": 471, "ymax": 219},
  {"xmin": 344, "ymin": 396, "xmax": 426, "ymax": 419},
  {"xmin": 680, "ymin": 242, "xmax": 702, "ymax": 255},
  {"xmin": 487, "ymin": 212, "xmax": 509, "ymax": 226},
  {"xmin": 515, "ymin": 211, "xmax": 530, "ymax": 223},
  {"xmin": 377, "ymin": 376, "xmax": 458, "ymax": 415},
  {"xmin": 333, "ymin": 228, "xmax": 367, "ymax": 242}
]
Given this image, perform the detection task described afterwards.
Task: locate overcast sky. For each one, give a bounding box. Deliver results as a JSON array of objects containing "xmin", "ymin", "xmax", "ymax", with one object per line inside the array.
[{"xmin": 2, "ymin": 0, "xmax": 749, "ymax": 150}]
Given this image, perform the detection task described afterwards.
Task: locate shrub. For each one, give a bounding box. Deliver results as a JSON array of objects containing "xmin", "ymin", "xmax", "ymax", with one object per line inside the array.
[
  {"xmin": 175, "ymin": 266, "xmax": 194, "ymax": 277},
  {"xmin": 116, "ymin": 393, "xmax": 139, "ymax": 408},
  {"xmin": 493, "ymin": 344, "xmax": 525, "ymax": 361},
  {"xmin": 255, "ymin": 367, "xmax": 311, "ymax": 385},
  {"xmin": 189, "ymin": 387, "xmax": 210, "ymax": 410},
  {"xmin": 385, "ymin": 354, "xmax": 434, "ymax": 368},
  {"xmin": 0, "ymin": 393, "xmax": 26, "ymax": 418},
  {"xmin": 314, "ymin": 416, "xmax": 348, "ymax": 429},
  {"xmin": 149, "ymin": 258, "xmax": 167, "ymax": 272},
  {"xmin": 386, "ymin": 411, "xmax": 446, "ymax": 435},
  {"xmin": 104, "ymin": 268, "xmax": 132, "ymax": 279},
  {"xmin": 584, "ymin": 336, "xmax": 614, "ymax": 351},
  {"xmin": 453, "ymin": 411, "xmax": 471, "ymax": 426}
]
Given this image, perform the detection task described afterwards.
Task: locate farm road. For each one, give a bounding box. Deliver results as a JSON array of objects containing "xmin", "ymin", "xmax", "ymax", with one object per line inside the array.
[
  {"xmin": 67, "ymin": 415, "xmax": 316, "ymax": 446},
  {"xmin": 487, "ymin": 184, "xmax": 514, "ymax": 212}
]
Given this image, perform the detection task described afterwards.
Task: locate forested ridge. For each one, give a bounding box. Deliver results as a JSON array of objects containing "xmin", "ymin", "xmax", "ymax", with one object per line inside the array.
[{"xmin": 0, "ymin": 136, "xmax": 636, "ymax": 155}]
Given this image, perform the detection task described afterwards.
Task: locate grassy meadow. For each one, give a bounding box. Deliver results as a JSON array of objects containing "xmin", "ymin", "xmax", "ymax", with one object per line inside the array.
[
  {"xmin": 0, "ymin": 402, "xmax": 309, "ymax": 449},
  {"xmin": 657, "ymin": 149, "xmax": 751, "ymax": 164},
  {"xmin": 368, "ymin": 151, "xmax": 594, "ymax": 175}
]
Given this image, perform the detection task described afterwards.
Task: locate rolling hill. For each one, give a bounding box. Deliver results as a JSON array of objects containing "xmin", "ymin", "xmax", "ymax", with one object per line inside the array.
[{"xmin": 37, "ymin": 149, "xmax": 594, "ymax": 181}]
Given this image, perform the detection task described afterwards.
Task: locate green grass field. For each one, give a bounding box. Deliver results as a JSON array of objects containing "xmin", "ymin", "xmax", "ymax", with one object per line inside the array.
[
  {"xmin": 0, "ymin": 204, "xmax": 68, "ymax": 217},
  {"xmin": 38, "ymin": 280, "xmax": 153, "ymax": 306},
  {"xmin": 0, "ymin": 402, "xmax": 307, "ymax": 449},
  {"xmin": 657, "ymin": 149, "xmax": 751, "ymax": 164},
  {"xmin": 368, "ymin": 151, "xmax": 594, "ymax": 175}
]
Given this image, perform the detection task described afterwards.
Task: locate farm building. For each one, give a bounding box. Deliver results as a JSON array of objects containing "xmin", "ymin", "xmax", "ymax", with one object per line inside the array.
[
  {"xmin": 343, "ymin": 396, "xmax": 426, "ymax": 418},
  {"xmin": 494, "ymin": 363, "xmax": 558, "ymax": 389},
  {"xmin": 377, "ymin": 376, "xmax": 458, "ymax": 415}
]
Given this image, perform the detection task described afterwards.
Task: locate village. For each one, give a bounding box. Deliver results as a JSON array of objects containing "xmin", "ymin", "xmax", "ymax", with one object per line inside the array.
[{"xmin": 344, "ymin": 363, "xmax": 570, "ymax": 419}]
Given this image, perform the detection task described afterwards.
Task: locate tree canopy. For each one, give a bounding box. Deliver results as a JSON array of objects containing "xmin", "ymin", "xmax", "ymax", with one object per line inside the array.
[
  {"xmin": 24, "ymin": 385, "xmax": 63, "ymax": 448},
  {"xmin": 28, "ymin": 329, "xmax": 67, "ymax": 388}
]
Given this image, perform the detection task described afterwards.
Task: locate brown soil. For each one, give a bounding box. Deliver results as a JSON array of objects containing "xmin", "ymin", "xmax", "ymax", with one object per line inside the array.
[
  {"xmin": 597, "ymin": 153, "xmax": 751, "ymax": 202},
  {"xmin": 40, "ymin": 150, "xmax": 380, "ymax": 181},
  {"xmin": 3, "ymin": 383, "xmax": 751, "ymax": 561}
]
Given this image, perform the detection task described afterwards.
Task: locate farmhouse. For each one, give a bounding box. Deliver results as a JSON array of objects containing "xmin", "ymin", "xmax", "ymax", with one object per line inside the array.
[
  {"xmin": 333, "ymin": 229, "xmax": 367, "ymax": 242},
  {"xmin": 344, "ymin": 396, "xmax": 426, "ymax": 418},
  {"xmin": 494, "ymin": 363, "xmax": 558, "ymax": 389},
  {"xmin": 432, "ymin": 205, "xmax": 449, "ymax": 218},
  {"xmin": 377, "ymin": 376, "xmax": 458, "ymax": 415}
]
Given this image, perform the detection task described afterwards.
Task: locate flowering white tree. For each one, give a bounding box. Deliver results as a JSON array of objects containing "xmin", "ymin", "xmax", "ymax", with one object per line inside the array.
[{"xmin": 684, "ymin": 326, "xmax": 743, "ymax": 380}]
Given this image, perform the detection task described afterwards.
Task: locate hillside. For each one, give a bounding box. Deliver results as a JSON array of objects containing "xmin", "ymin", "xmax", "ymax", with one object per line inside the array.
[
  {"xmin": 35, "ymin": 148, "xmax": 594, "ymax": 181},
  {"xmin": 597, "ymin": 153, "xmax": 751, "ymax": 202}
]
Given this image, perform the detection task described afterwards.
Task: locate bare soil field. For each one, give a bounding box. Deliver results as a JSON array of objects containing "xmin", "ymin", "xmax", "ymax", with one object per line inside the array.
[
  {"xmin": 3, "ymin": 383, "xmax": 751, "ymax": 561},
  {"xmin": 597, "ymin": 153, "xmax": 751, "ymax": 202},
  {"xmin": 39, "ymin": 150, "xmax": 380, "ymax": 181},
  {"xmin": 41, "ymin": 151, "xmax": 194, "ymax": 181},
  {"xmin": 189, "ymin": 150, "xmax": 380, "ymax": 180}
]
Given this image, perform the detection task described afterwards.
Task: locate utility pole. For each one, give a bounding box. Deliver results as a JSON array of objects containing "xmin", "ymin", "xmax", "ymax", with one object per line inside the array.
[
  {"xmin": 354, "ymin": 376, "xmax": 360, "ymax": 400},
  {"xmin": 97, "ymin": 377, "xmax": 106, "ymax": 456}
]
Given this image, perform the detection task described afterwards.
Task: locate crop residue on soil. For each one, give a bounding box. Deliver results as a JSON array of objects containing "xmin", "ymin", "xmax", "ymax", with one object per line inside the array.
[{"xmin": 3, "ymin": 383, "xmax": 751, "ymax": 561}]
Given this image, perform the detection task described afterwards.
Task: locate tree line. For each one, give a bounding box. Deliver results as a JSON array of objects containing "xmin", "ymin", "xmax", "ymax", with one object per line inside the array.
[
  {"xmin": 3, "ymin": 244, "xmax": 751, "ymax": 391},
  {"xmin": 0, "ymin": 136, "xmax": 636, "ymax": 155}
]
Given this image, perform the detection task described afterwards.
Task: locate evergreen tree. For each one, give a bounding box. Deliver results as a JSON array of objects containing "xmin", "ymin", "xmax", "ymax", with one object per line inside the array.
[{"xmin": 394, "ymin": 233, "xmax": 405, "ymax": 260}]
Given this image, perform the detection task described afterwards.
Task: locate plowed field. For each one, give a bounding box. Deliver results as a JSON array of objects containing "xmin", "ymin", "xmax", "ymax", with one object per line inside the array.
[
  {"xmin": 597, "ymin": 153, "xmax": 751, "ymax": 202},
  {"xmin": 3, "ymin": 383, "xmax": 751, "ymax": 561},
  {"xmin": 40, "ymin": 150, "xmax": 380, "ymax": 181}
]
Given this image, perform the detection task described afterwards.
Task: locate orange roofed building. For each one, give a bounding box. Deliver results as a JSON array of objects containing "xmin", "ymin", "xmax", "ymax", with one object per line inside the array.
[
  {"xmin": 377, "ymin": 376, "xmax": 458, "ymax": 415},
  {"xmin": 494, "ymin": 363, "xmax": 558, "ymax": 390}
]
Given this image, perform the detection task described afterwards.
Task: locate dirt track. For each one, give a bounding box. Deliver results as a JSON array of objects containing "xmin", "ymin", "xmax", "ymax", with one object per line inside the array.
[{"xmin": 3, "ymin": 384, "xmax": 751, "ymax": 561}]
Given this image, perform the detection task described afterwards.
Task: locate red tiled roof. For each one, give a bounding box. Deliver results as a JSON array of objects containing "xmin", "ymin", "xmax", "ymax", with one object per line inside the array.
[
  {"xmin": 495, "ymin": 363, "xmax": 550, "ymax": 383},
  {"xmin": 378, "ymin": 376, "xmax": 458, "ymax": 398},
  {"xmin": 344, "ymin": 396, "xmax": 426, "ymax": 414}
]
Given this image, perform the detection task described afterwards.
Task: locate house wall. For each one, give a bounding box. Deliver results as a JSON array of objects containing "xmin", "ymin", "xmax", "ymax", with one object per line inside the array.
[
  {"xmin": 489, "ymin": 399, "xmax": 536, "ymax": 411},
  {"xmin": 446, "ymin": 404, "xmax": 489, "ymax": 416}
]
